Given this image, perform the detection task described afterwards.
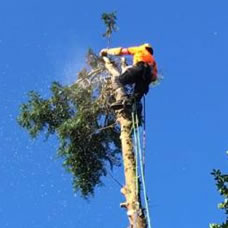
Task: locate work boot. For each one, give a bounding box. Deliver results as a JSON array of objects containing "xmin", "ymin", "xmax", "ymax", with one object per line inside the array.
[{"xmin": 111, "ymin": 98, "xmax": 132, "ymax": 110}]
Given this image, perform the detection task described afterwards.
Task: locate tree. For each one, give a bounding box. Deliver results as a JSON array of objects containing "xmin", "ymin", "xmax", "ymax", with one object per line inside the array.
[
  {"xmin": 17, "ymin": 53, "xmax": 121, "ymax": 197},
  {"xmin": 102, "ymin": 56, "xmax": 147, "ymax": 227},
  {"xmin": 210, "ymin": 155, "xmax": 228, "ymax": 228},
  {"xmin": 18, "ymin": 13, "xmax": 148, "ymax": 227}
]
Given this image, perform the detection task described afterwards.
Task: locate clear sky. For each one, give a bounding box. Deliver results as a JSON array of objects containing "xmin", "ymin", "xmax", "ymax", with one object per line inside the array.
[{"xmin": 1, "ymin": 0, "xmax": 228, "ymax": 227}]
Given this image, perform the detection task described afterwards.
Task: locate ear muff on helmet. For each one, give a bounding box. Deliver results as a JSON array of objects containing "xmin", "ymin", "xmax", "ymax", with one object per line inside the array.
[
  {"xmin": 143, "ymin": 43, "xmax": 154, "ymax": 54},
  {"xmin": 145, "ymin": 46, "xmax": 154, "ymax": 55}
]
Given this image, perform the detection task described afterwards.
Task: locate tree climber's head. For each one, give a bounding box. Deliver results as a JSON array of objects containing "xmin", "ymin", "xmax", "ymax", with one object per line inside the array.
[{"xmin": 143, "ymin": 43, "xmax": 154, "ymax": 55}]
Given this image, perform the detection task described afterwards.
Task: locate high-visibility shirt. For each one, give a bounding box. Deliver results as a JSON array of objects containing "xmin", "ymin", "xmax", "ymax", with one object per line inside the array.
[
  {"xmin": 125, "ymin": 45, "xmax": 154, "ymax": 65},
  {"xmin": 122, "ymin": 45, "xmax": 158, "ymax": 80},
  {"xmin": 106, "ymin": 44, "xmax": 158, "ymax": 80}
]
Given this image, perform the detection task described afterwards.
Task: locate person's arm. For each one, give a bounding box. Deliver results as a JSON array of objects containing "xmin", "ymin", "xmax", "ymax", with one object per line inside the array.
[
  {"xmin": 100, "ymin": 46, "xmax": 140, "ymax": 56},
  {"xmin": 100, "ymin": 47, "xmax": 122, "ymax": 56},
  {"xmin": 126, "ymin": 46, "xmax": 141, "ymax": 55}
]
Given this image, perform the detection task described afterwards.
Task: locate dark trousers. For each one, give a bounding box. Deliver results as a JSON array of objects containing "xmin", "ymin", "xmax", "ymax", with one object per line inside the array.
[{"xmin": 119, "ymin": 62, "xmax": 152, "ymax": 101}]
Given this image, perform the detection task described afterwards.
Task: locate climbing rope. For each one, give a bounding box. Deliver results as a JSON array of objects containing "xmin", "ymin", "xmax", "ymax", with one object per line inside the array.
[
  {"xmin": 132, "ymin": 99, "xmax": 152, "ymax": 228},
  {"xmin": 132, "ymin": 110, "xmax": 140, "ymax": 228},
  {"xmin": 107, "ymin": 171, "xmax": 123, "ymax": 188},
  {"xmin": 142, "ymin": 96, "xmax": 146, "ymax": 175},
  {"xmin": 132, "ymin": 112, "xmax": 139, "ymax": 196},
  {"xmin": 135, "ymin": 112, "xmax": 151, "ymax": 228}
]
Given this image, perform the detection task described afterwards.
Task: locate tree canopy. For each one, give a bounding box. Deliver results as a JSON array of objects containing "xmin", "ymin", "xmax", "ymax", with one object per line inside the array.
[
  {"xmin": 210, "ymin": 166, "xmax": 228, "ymax": 228},
  {"xmin": 17, "ymin": 50, "xmax": 121, "ymax": 198}
]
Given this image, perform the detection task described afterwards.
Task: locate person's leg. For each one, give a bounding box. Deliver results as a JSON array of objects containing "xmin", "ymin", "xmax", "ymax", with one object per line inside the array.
[
  {"xmin": 111, "ymin": 64, "xmax": 144, "ymax": 109},
  {"xmin": 112, "ymin": 64, "xmax": 144, "ymax": 102},
  {"xmin": 119, "ymin": 64, "xmax": 144, "ymax": 85},
  {"xmin": 133, "ymin": 63, "xmax": 152, "ymax": 101},
  {"xmin": 134, "ymin": 82, "xmax": 148, "ymax": 101}
]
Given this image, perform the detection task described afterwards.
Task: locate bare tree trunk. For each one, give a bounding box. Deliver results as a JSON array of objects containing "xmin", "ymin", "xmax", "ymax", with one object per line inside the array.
[{"xmin": 103, "ymin": 57, "xmax": 147, "ymax": 228}]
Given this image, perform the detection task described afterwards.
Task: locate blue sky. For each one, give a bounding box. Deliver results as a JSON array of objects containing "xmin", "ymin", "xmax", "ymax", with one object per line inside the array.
[{"xmin": 0, "ymin": 0, "xmax": 228, "ymax": 227}]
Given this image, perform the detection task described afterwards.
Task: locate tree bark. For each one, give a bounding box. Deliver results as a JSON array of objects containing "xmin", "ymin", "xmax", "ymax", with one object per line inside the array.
[{"xmin": 103, "ymin": 57, "xmax": 147, "ymax": 228}]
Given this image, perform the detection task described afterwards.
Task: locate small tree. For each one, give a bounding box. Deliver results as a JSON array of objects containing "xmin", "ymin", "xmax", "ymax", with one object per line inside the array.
[{"xmin": 210, "ymin": 157, "xmax": 228, "ymax": 228}]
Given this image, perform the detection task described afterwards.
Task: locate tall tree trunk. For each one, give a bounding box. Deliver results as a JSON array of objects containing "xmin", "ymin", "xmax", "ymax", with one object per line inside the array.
[{"xmin": 103, "ymin": 57, "xmax": 147, "ymax": 228}]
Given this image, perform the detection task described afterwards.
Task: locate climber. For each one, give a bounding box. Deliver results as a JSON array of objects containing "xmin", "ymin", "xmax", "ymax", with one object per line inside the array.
[{"xmin": 100, "ymin": 43, "xmax": 158, "ymax": 109}]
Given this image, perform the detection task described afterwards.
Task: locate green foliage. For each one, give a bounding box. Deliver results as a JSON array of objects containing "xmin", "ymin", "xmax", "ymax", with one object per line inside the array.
[
  {"xmin": 210, "ymin": 224, "xmax": 224, "ymax": 228},
  {"xmin": 210, "ymin": 166, "xmax": 228, "ymax": 228},
  {"xmin": 101, "ymin": 11, "xmax": 118, "ymax": 43},
  {"xmin": 17, "ymin": 50, "xmax": 121, "ymax": 198}
]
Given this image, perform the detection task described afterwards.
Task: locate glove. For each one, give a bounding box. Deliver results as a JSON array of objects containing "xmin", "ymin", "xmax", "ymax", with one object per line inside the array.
[{"xmin": 99, "ymin": 49, "xmax": 108, "ymax": 57}]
